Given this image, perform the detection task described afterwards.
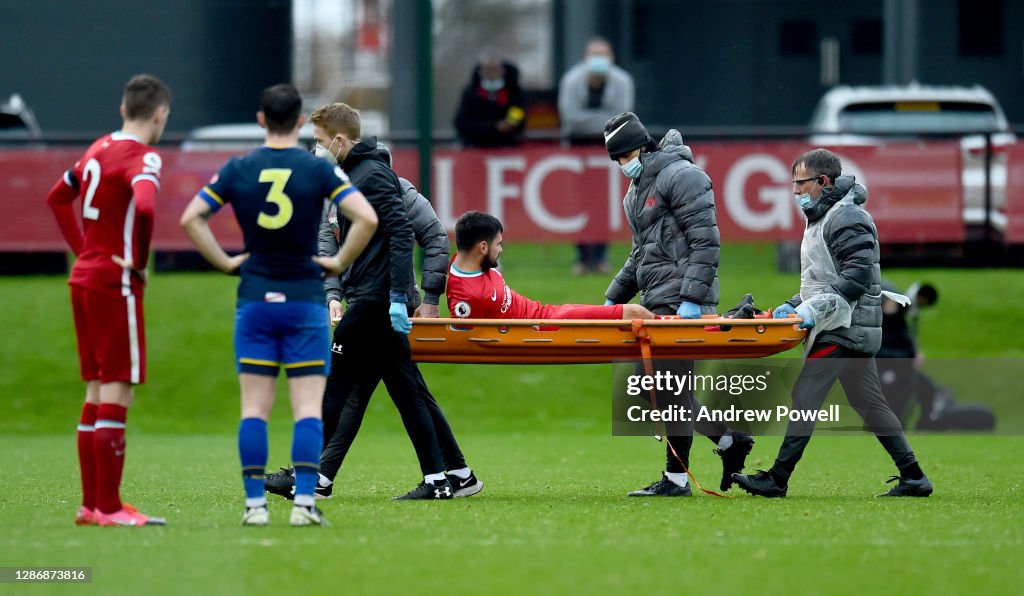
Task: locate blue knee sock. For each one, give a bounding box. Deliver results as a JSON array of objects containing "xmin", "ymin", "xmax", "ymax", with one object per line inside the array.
[
  {"xmin": 292, "ymin": 417, "xmax": 323, "ymax": 502},
  {"xmin": 239, "ymin": 418, "xmax": 269, "ymax": 503}
]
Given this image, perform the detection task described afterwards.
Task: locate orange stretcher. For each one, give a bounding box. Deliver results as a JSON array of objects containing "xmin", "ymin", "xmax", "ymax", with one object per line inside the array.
[{"xmin": 409, "ymin": 314, "xmax": 806, "ymax": 364}]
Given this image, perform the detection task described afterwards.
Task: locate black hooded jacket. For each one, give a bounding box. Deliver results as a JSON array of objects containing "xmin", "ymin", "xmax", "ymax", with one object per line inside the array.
[
  {"xmin": 453, "ymin": 61, "xmax": 525, "ymax": 147},
  {"xmin": 326, "ymin": 137, "xmax": 413, "ymax": 304}
]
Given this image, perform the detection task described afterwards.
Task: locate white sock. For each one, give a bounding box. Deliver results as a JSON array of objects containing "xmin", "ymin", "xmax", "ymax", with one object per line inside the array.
[
  {"xmin": 294, "ymin": 494, "xmax": 315, "ymax": 507},
  {"xmin": 318, "ymin": 473, "xmax": 333, "ymax": 487},
  {"xmin": 447, "ymin": 467, "xmax": 471, "ymax": 480},
  {"xmin": 665, "ymin": 471, "xmax": 689, "ymax": 487},
  {"xmin": 717, "ymin": 435, "xmax": 734, "ymax": 451},
  {"xmin": 424, "ymin": 472, "xmax": 446, "ymax": 484},
  {"xmin": 245, "ymin": 497, "xmax": 267, "ymax": 509}
]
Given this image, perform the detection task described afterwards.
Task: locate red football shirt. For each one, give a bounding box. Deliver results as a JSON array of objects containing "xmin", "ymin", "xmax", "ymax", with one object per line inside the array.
[
  {"xmin": 48, "ymin": 132, "xmax": 161, "ymax": 295},
  {"xmin": 446, "ymin": 263, "xmax": 622, "ymax": 320}
]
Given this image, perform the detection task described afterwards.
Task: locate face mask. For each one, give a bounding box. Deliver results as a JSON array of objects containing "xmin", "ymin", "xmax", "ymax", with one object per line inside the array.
[
  {"xmin": 587, "ymin": 55, "xmax": 611, "ymax": 74},
  {"xmin": 795, "ymin": 180, "xmax": 820, "ymax": 210},
  {"xmin": 480, "ymin": 78, "xmax": 505, "ymax": 92},
  {"xmin": 313, "ymin": 138, "xmax": 342, "ymax": 163},
  {"xmin": 620, "ymin": 155, "xmax": 642, "ymax": 179}
]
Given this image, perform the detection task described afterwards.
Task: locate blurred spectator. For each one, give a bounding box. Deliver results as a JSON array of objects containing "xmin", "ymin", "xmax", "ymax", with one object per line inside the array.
[
  {"xmin": 877, "ymin": 280, "xmax": 995, "ymax": 430},
  {"xmin": 453, "ymin": 56, "xmax": 525, "ymax": 148},
  {"xmin": 558, "ymin": 37, "xmax": 635, "ymax": 275},
  {"xmin": 558, "ymin": 37, "xmax": 635, "ymax": 144}
]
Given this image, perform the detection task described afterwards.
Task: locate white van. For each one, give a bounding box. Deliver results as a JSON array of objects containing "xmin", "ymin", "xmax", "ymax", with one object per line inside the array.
[{"xmin": 809, "ymin": 84, "xmax": 1016, "ymax": 232}]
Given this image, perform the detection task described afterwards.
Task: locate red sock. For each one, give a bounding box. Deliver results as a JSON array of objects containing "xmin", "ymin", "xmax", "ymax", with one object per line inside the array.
[
  {"xmin": 77, "ymin": 403, "xmax": 99, "ymax": 510},
  {"xmin": 94, "ymin": 404, "xmax": 127, "ymax": 514}
]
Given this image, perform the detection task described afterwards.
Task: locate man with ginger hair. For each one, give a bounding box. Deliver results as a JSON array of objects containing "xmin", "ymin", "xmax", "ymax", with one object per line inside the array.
[{"xmin": 304, "ymin": 102, "xmax": 454, "ymax": 500}]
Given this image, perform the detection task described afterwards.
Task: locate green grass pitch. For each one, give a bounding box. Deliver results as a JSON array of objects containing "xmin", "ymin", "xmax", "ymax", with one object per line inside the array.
[{"xmin": 0, "ymin": 243, "xmax": 1021, "ymax": 594}]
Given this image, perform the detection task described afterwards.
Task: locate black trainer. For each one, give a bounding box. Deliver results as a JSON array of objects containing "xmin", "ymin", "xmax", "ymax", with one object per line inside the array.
[
  {"xmin": 264, "ymin": 467, "xmax": 333, "ymax": 500},
  {"xmin": 715, "ymin": 433, "xmax": 755, "ymax": 491},
  {"xmin": 265, "ymin": 467, "xmax": 295, "ymax": 500},
  {"xmin": 391, "ymin": 479, "xmax": 454, "ymax": 501},
  {"xmin": 877, "ymin": 474, "xmax": 933, "ymax": 497},
  {"xmin": 627, "ymin": 473, "xmax": 692, "ymax": 497},
  {"xmin": 446, "ymin": 471, "xmax": 484, "ymax": 498},
  {"xmin": 314, "ymin": 483, "xmax": 333, "ymax": 499},
  {"xmin": 732, "ymin": 470, "xmax": 788, "ymax": 498}
]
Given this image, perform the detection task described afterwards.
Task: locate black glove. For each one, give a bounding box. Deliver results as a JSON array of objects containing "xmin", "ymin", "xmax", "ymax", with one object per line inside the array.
[{"xmin": 723, "ymin": 293, "xmax": 764, "ymax": 319}]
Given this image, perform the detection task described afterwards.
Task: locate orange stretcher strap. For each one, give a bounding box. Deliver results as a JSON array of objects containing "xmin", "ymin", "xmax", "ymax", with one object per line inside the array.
[{"xmin": 630, "ymin": 319, "xmax": 732, "ymax": 499}]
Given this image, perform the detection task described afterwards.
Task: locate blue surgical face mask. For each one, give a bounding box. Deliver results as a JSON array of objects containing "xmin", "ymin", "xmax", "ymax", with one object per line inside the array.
[
  {"xmin": 795, "ymin": 180, "xmax": 820, "ymax": 210},
  {"xmin": 621, "ymin": 155, "xmax": 642, "ymax": 179},
  {"xmin": 587, "ymin": 55, "xmax": 611, "ymax": 74},
  {"xmin": 480, "ymin": 78, "xmax": 505, "ymax": 92}
]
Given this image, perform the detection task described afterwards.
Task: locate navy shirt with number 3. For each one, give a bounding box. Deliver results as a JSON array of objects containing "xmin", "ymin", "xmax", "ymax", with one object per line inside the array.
[{"xmin": 199, "ymin": 146, "xmax": 358, "ymax": 304}]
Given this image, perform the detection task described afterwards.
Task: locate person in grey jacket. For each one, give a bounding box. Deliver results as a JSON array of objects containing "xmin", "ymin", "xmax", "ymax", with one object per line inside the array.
[
  {"xmin": 558, "ymin": 37, "xmax": 634, "ymax": 144},
  {"xmin": 733, "ymin": 148, "xmax": 932, "ymax": 499},
  {"xmin": 311, "ymin": 142, "xmax": 482, "ymax": 497},
  {"xmin": 559, "ymin": 37, "xmax": 635, "ymax": 275},
  {"xmin": 603, "ymin": 112, "xmax": 754, "ymax": 497}
]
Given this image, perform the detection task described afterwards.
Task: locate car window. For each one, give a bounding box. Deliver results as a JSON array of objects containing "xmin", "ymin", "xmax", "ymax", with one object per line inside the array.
[
  {"xmin": 837, "ymin": 101, "xmax": 1002, "ymax": 135},
  {"xmin": 0, "ymin": 112, "xmax": 30, "ymax": 138}
]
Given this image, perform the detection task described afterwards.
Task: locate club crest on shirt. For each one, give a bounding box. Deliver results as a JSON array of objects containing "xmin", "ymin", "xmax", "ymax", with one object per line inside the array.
[{"xmin": 453, "ymin": 301, "xmax": 471, "ymax": 318}]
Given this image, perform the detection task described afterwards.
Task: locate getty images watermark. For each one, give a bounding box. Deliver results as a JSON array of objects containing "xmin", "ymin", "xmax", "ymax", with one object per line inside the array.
[
  {"xmin": 611, "ymin": 358, "xmax": 1014, "ymax": 436},
  {"xmin": 623, "ymin": 369, "xmax": 840, "ymax": 425}
]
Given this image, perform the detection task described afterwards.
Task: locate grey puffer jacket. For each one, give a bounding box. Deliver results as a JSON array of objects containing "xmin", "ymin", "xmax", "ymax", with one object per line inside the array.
[
  {"xmin": 604, "ymin": 130, "xmax": 720, "ymax": 310},
  {"xmin": 321, "ymin": 177, "xmax": 449, "ymax": 312},
  {"xmin": 785, "ymin": 175, "xmax": 883, "ymax": 354}
]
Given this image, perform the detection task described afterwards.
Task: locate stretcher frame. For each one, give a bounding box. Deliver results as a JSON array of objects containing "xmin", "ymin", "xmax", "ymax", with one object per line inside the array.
[{"xmin": 409, "ymin": 316, "xmax": 806, "ymax": 364}]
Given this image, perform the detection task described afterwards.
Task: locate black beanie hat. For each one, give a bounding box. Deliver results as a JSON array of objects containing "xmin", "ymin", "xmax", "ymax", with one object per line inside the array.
[{"xmin": 603, "ymin": 112, "xmax": 650, "ymax": 159}]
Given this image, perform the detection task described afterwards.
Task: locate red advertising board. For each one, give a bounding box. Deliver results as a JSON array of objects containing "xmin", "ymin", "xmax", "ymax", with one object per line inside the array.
[
  {"xmin": 390, "ymin": 141, "xmax": 965, "ymax": 244},
  {"xmin": 0, "ymin": 149, "xmax": 245, "ymax": 251},
  {"xmin": 0, "ymin": 140, "xmax": 967, "ymax": 251}
]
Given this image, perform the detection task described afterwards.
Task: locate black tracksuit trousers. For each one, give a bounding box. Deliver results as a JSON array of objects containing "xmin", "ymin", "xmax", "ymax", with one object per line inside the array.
[
  {"xmin": 319, "ymin": 301, "xmax": 448, "ymax": 478},
  {"xmin": 646, "ymin": 305, "xmax": 732, "ymax": 473},
  {"xmin": 770, "ymin": 342, "xmax": 919, "ymax": 482}
]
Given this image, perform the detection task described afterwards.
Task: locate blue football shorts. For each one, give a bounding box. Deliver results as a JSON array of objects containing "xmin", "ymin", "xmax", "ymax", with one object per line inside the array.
[{"xmin": 234, "ymin": 301, "xmax": 330, "ymax": 377}]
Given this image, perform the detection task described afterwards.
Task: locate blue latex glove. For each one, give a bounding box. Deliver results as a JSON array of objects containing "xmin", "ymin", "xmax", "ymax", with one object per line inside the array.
[
  {"xmin": 795, "ymin": 306, "xmax": 815, "ymax": 329},
  {"xmin": 773, "ymin": 303, "xmax": 797, "ymax": 319},
  {"xmin": 389, "ymin": 302, "xmax": 412, "ymax": 334},
  {"xmin": 604, "ymin": 298, "xmax": 615, "ymax": 306},
  {"xmin": 676, "ymin": 301, "xmax": 701, "ymax": 319}
]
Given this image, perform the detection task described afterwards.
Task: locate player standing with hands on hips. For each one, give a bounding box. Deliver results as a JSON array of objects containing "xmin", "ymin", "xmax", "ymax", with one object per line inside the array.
[
  {"xmin": 180, "ymin": 84, "xmax": 378, "ymax": 526},
  {"xmin": 48, "ymin": 74, "xmax": 172, "ymax": 527},
  {"xmin": 732, "ymin": 148, "xmax": 932, "ymax": 498},
  {"xmin": 601, "ymin": 112, "xmax": 755, "ymax": 497}
]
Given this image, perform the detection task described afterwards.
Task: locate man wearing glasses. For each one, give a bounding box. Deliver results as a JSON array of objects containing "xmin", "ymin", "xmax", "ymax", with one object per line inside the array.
[{"xmin": 732, "ymin": 148, "xmax": 933, "ymax": 499}]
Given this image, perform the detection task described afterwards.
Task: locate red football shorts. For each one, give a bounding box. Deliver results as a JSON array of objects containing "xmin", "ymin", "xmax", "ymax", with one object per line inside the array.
[
  {"xmin": 70, "ymin": 285, "xmax": 146, "ymax": 384},
  {"xmin": 539, "ymin": 304, "xmax": 624, "ymax": 319}
]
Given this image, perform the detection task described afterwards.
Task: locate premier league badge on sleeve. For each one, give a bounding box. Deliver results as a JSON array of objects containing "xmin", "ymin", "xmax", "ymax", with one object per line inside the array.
[{"xmin": 454, "ymin": 301, "xmax": 471, "ymax": 318}]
